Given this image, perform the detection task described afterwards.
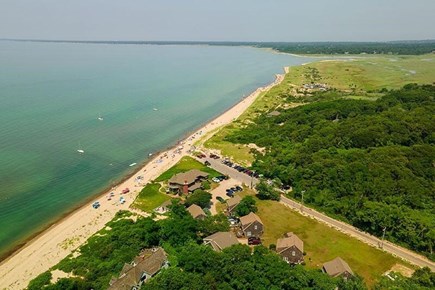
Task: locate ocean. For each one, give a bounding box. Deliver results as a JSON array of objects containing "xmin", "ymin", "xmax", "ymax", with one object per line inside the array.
[{"xmin": 0, "ymin": 41, "xmax": 312, "ymax": 258}]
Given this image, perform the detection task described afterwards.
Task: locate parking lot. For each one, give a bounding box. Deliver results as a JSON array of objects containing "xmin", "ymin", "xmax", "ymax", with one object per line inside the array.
[
  {"xmin": 200, "ymin": 157, "xmax": 259, "ymax": 188},
  {"xmin": 209, "ymin": 178, "xmax": 242, "ymax": 215}
]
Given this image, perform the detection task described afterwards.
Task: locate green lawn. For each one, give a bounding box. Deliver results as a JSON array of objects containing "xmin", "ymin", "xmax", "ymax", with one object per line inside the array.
[
  {"xmin": 155, "ymin": 156, "xmax": 221, "ymax": 182},
  {"xmin": 131, "ymin": 183, "xmax": 170, "ymax": 212},
  {"xmin": 256, "ymin": 199, "xmax": 409, "ymax": 287}
]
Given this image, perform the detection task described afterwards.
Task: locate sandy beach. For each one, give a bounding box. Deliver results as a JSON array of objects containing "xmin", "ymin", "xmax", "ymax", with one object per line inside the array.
[{"xmin": 0, "ymin": 69, "xmax": 288, "ymax": 289}]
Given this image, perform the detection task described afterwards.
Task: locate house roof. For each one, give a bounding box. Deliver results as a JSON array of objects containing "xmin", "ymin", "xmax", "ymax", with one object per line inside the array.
[
  {"xmin": 187, "ymin": 204, "xmax": 206, "ymax": 219},
  {"xmin": 276, "ymin": 232, "xmax": 304, "ymax": 253},
  {"xmin": 323, "ymin": 257, "xmax": 354, "ymax": 277},
  {"xmin": 240, "ymin": 212, "xmax": 263, "ymax": 230},
  {"xmin": 188, "ymin": 182, "xmax": 202, "ymax": 192},
  {"xmin": 108, "ymin": 248, "xmax": 167, "ymax": 290},
  {"xmin": 203, "ymin": 232, "xmax": 239, "ymax": 251},
  {"xmin": 226, "ymin": 196, "xmax": 241, "ymax": 211},
  {"xmin": 168, "ymin": 170, "xmax": 209, "ymax": 185}
]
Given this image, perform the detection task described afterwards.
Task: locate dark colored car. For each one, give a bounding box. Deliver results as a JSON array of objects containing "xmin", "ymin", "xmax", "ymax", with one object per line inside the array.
[
  {"xmin": 235, "ymin": 185, "xmax": 243, "ymax": 192},
  {"xmin": 216, "ymin": 196, "xmax": 225, "ymax": 203},
  {"xmin": 248, "ymin": 237, "xmax": 262, "ymax": 245},
  {"xmin": 210, "ymin": 154, "xmax": 220, "ymax": 159},
  {"xmin": 226, "ymin": 191, "xmax": 234, "ymax": 198},
  {"xmin": 204, "ymin": 160, "xmax": 211, "ymax": 166}
]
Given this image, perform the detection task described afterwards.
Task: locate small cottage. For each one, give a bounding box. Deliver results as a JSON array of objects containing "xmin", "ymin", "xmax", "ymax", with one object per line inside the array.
[
  {"xmin": 239, "ymin": 212, "xmax": 263, "ymax": 237},
  {"xmin": 322, "ymin": 257, "xmax": 354, "ymax": 279},
  {"xmin": 276, "ymin": 232, "xmax": 304, "ymax": 264},
  {"xmin": 203, "ymin": 232, "xmax": 239, "ymax": 252},
  {"xmin": 187, "ymin": 204, "xmax": 207, "ymax": 220}
]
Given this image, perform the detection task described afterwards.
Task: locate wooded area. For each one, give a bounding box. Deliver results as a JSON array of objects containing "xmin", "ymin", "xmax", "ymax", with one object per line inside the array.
[{"xmin": 226, "ymin": 84, "xmax": 435, "ymax": 260}]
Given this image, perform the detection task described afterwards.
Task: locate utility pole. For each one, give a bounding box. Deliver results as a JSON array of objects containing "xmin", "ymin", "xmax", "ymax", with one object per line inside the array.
[
  {"xmin": 301, "ymin": 190, "xmax": 305, "ymax": 212},
  {"xmin": 380, "ymin": 227, "xmax": 386, "ymax": 249}
]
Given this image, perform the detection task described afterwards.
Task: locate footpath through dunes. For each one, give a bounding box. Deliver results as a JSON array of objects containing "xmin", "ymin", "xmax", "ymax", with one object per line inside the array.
[
  {"xmin": 280, "ymin": 196, "xmax": 435, "ymax": 271},
  {"xmin": 0, "ymin": 69, "xmax": 288, "ymax": 290}
]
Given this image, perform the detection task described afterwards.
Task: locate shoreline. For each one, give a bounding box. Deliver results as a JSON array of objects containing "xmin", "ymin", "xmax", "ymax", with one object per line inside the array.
[{"xmin": 0, "ymin": 67, "xmax": 289, "ymax": 290}]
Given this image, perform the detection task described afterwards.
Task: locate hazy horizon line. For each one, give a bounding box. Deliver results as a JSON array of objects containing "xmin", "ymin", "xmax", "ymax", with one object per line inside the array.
[{"xmin": 2, "ymin": 38, "xmax": 435, "ymax": 44}]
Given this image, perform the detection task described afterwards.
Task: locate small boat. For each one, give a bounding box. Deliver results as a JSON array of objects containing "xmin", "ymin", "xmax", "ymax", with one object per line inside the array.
[
  {"xmin": 77, "ymin": 142, "xmax": 84, "ymax": 154},
  {"xmin": 153, "ymin": 108, "xmax": 158, "ymax": 111},
  {"xmin": 129, "ymin": 163, "xmax": 137, "ymax": 167},
  {"xmin": 98, "ymin": 113, "xmax": 103, "ymax": 121}
]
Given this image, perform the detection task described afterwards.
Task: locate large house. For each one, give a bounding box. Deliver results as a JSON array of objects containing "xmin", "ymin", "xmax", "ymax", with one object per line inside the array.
[
  {"xmin": 276, "ymin": 232, "xmax": 304, "ymax": 264},
  {"xmin": 168, "ymin": 169, "xmax": 209, "ymax": 194},
  {"xmin": 239, "ymin": 212, "xmax": 264, "ymax": 237},
  {"xmin": 322, "ymin": 257, "xmax": 354, "ymax": 279},
  {"xmin": 203, "ymin": 232, "xmax": 239, "ymax": 252},
  {"xmin": 226, "ymin": 195, "xmax": 241, "ymax": 214},
  {"xmin": 108, "ymin": 247, "xmax": 168, "ymax": 290},
  {"xmin": 187, "ymin": 204, "xmax": 207, "ymax": 220}
]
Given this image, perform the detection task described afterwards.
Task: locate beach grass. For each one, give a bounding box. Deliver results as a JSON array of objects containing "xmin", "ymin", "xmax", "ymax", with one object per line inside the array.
[
  {"xmin": 131, "ymin": 183, "xmax": 170, "ymax": 212},
  {"xmin": 286, "ymin": 55, "xmax": 435, "ymax": 92},
  {"xmin": 155, "ymin": 156, "xmax": 221, "ymax": 182}
]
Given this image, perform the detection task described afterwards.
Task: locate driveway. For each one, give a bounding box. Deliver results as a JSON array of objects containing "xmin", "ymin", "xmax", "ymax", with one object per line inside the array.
[{"xmin": 209, "ymin": 178, "xmax": 242, "ymax": 215}]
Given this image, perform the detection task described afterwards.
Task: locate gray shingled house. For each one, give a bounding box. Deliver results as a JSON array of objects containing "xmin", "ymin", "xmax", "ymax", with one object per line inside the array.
[
  {"xmin": 322, "ymin": 257, "xmax": 354, "ymax": 279},
  {"xmin": 276, "ymin": 232, "xmax": 304, "ymax": 264},
  {"xmin": 239, "ymin": 212, "xmax": 264, "ymax": 237}
]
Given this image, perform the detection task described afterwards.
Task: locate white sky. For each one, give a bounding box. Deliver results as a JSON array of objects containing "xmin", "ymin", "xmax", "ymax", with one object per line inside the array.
[{"xmin": 1, "ymin": 0, "xmax": 434, "ymax": 41}]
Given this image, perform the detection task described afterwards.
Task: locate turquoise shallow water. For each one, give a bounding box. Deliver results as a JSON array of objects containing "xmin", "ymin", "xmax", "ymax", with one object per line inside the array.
[{"xmin": 0, "ymin": 41, "xmax": 311, "ymax": 258}]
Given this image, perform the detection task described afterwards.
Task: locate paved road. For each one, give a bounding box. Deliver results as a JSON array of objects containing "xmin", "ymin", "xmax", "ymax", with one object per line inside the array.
[
  {"xmin": 201, "ymin": 157, "xmax": 259, "ymax": 188},
  {"xmin": 280, "ymin": 195, "xmax": 435, "ymax": 271}
]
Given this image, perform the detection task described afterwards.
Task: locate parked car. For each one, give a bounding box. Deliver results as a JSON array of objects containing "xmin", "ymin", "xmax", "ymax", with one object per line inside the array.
[
  {"xmin": 92, "ymin": 201, "xmax": 100, "ymax": 209},
  {"xmin": 119, "ymin": 197, "xmax": 126, "ymax": 204},
  {"xmin": 226, "ymin": 191, "xmax": 234, "ymax": 198},
  {"xmin": 196, "ymin": 153, "xmax": 206, "ymax": 158},
  {"xmin": 235, "ymin": 185, "xmax": 243, "ymax": 192},
  {"xmin": 122, "ymin": 188, "xmax": 130, "ymax": 194},
  {"xmin": 216, "ymin": 196, "xmax": 225, "ymax": 203},
  {"xmin": 210, "ymin": 154, "xmax": 220, "ymax": 159},
  {"xmin": 248, "ymin": 237, "xmax": 262, "ymax": 245},
  {"xmin": 217, "ymin": 175, "xmax": 229, "ymax": 180},
  {"xmin": 212, "ymin": 177, "xmax": 221, "ymax": 183},
  {"xmin": 204, "ymin": 160, "xmax": 211, "ymax": 166},
  {"xmin": 228, "ymin": 218, "xmax": 239, "ymax": 226}
]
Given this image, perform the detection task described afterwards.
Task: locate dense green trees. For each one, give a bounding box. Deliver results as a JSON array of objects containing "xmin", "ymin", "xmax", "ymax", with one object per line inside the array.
[
  {"xmin": 374, "ymin": 267, "xmax": 435, "ymax": 290},
  {"xmin": 143, "ymin": 244, "xmax": 347, "ymax": 290},
  {"xmin": 226, "ymin": 84, "xmax": 435, "ymax": 259},
  {"xmin": 185, "ymin": 189, "xmax": 212, "ymax": 208},
  {"xmin": 234, "ymin": 196, "xmax": 257, "ymax": 216},
  {"xmin": 256, "ymin": 181, "xmax": 281, "ymax": 201}
]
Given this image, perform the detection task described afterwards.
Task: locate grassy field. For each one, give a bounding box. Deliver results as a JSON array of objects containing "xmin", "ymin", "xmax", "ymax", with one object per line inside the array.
[
  {"xmin": 256, "ymin": 197, "xmax": 408, "ymax": 286},
  {"xmin": 131, "ymin": 183, "xmax": 170, "ymax": 212},
  {"xmin": 287, "ymin": 55, "xmax": 435, "ymax": 92},
  {"xmin": 155, "ymin": 156, "xmax": 221, "ymax": 182},
  {"xmin": 219, "ymin": 188, "xmax": 408, "ymax": 285}
]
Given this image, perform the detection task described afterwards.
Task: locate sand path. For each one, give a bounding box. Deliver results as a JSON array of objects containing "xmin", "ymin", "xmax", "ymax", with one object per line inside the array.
[{"xmin": 0, "ymin": 69, "xmax": 288, "ymax": 290}]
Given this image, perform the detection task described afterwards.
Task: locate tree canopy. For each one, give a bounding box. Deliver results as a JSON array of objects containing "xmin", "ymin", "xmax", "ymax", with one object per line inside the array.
[{"xmin": 226, "ymin": 84, "xmax": 435, "ymax": 259}]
